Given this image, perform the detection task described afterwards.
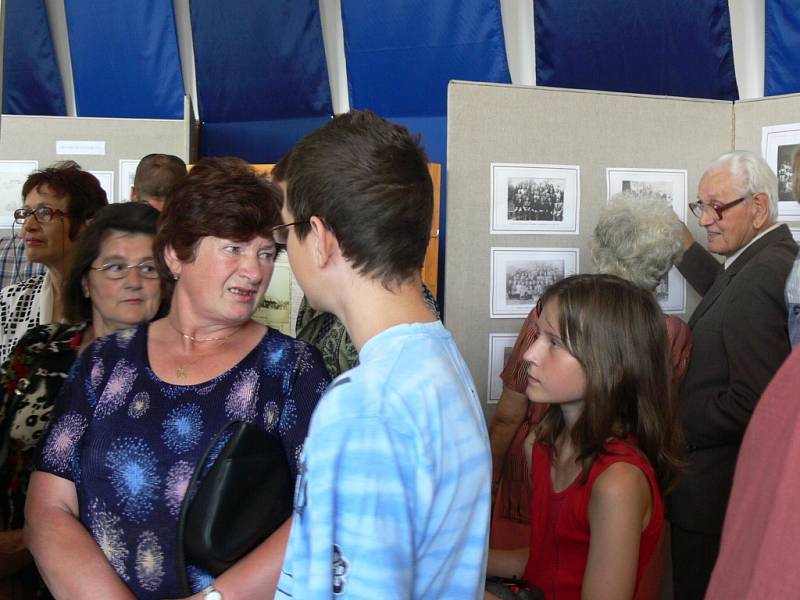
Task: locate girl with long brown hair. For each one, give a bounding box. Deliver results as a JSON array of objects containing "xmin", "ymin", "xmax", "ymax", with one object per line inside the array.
[{"xmin": 486, "ymin": 274, "xmax": 683, "ymax": 600}]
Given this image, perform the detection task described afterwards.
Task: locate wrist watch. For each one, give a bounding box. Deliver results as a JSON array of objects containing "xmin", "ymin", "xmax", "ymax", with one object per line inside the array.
[{"xmin": 202, "ymin": 584, "xmax": 223, "ymax": 600}]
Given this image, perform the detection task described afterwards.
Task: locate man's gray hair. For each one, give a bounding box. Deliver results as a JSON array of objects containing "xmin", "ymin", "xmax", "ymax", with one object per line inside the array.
[
  {"xmin": 705, "ymin": 150, "xmax": 778, "ymax": 222},
  {"xmin": 591, "ymin": 190, "xmax": 684, "ymax": 291}
]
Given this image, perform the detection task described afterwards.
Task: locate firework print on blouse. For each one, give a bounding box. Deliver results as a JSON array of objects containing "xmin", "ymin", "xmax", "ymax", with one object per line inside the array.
[{"xmin": 36, "ymin": 323, "xmax": 330, "ymax": 600}]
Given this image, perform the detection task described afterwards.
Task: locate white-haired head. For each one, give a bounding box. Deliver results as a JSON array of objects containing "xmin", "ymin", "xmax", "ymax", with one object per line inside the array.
[
  {"xmin": 704, "ymin": 150, "xmax": 778, "ymax": 223},
  {"xmin": 591, "ymin": 190, "xmax": 684, "ymax": 291}
]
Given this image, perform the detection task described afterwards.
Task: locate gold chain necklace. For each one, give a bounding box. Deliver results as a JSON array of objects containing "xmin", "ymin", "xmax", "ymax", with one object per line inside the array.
[
  {"xmin": 168, "ymin": 318, "xmax": 246, "ymax": 342},
  {"xmin": 167, "ymin": 320, "xmax": 246, "ymax": 379}
]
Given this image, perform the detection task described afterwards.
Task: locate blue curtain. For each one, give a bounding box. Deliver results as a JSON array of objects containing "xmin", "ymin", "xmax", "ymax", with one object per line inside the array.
[
  {"xmin": 765, "ymin": 0, "xmax": 800, "ymax": 96},
  {"xmin": 341, "ymin": 0, "xmax": 510, "ymax": 117},
  {"xmin": 534, "ymin": 0, "xmax": 738, "ymax": 101},
  {"xmin": 191, "ymin": 0, "xmax": 332, "ymax": 161},
  {"xmin": 3, "ymin": 0, "xmax": 66, "ymax": 115},
  {"xmin": 64, "ymin": 0, "xmax": 184, "ymax": 118}
]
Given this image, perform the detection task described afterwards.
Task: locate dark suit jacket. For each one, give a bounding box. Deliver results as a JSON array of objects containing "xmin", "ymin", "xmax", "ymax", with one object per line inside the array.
[{"xmin": 670, "ymin": 224, "xmax": 798, "ymax": 534}]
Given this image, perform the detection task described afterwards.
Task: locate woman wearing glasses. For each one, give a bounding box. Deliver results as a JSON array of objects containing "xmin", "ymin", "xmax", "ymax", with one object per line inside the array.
[
  {"xmin": 0, "ymin": 202, "xmax": 163, "ymax": 599},
  {"xmin": 0, "ymin": 162, "xmax": 108, "ymax": 362},
  {"xmin": 26, "ymin": 158, "xmax": 329, "ymax": 600}
]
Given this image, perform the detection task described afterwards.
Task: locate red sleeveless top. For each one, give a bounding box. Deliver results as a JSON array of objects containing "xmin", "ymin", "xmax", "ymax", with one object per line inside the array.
[{"xmin": 523, "ymin": 437, "xmax": 664, "ymax": 600}]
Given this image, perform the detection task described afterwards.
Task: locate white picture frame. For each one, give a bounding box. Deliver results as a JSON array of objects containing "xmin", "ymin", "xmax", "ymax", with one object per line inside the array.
[
  {"xmin": 89, "ymin": 170, "xmax": 115, "ymax": 203},
  {"xmin": 0, "ymin": 160, "xmax": 38, "ymax": 228},
  {"xmin": 761, "ymin": 122, "xmax": 800, "ymax": 219},
  {"xmin": 118, "ymin": 159, "xmax": 139, "ymax": 203},
  {"xmin": 606, "ymin": 168, "xmax": 688, "ymax": 313},
  {"xmin": 487, "ymin": 333, "xmax": 518, "ymax": 404},
  {"xmin": 491, "ymin": 163, "xmax": 580, "ymax": 235},
  {"xmin": 490, "ymin": 247, "xmax": 579, "ymax": 318},
  {"xmin": 252, "ymin": 257, "xmax": 292, "ymax": 335},
  {"xmin": 606, "ymin": 167, "xmax": 688, "ymax": 222},
  {"xmin": 654, "ymin": 266, "xmax": 687, "ymax": 314}
]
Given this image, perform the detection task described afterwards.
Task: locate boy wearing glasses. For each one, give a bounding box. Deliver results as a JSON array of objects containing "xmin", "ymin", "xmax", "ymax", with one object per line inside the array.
[
  {"xmin": 670, "ymin": 150, "xmax": 797, "ymax": 600},
  {"xmin": 271, "ymin": 111, "xmax": 490, "ymax": 599}
]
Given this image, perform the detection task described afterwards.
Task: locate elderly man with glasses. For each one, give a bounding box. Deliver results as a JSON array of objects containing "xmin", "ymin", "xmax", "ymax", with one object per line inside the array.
[{"xmin": 669, "ymin": 150, "xmax": 798, "ymax": 600}]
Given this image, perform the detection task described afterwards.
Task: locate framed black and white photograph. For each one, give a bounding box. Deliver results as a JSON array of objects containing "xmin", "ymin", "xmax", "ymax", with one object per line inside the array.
[
  {"xmin": 0, "ymin": 160, "xmax": 38, "ymax": 228},
  {"xmin": 490, "ymin": 247, "xmax": 579, "ymax": 318},
  {"xmin": 491, "ymin": 163, "xmax": 580, "ymax": 234},
  {"xmin": 606, "ymin": 168, "xmax": 687, "ymax": 222},
  {"xmin": 762, "ymin": 122, "xmax": 800, "ymax": 219},
  {"xmin": 654, "ymin": 267, "xmax": 686, "ymax": 314},
  {"xmin": 487, "ymin": 333, "xmax": 518, "ymax": 403}
]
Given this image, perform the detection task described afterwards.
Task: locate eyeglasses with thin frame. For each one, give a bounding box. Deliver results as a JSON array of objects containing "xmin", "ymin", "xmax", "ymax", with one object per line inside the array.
[
  {"xmin": 270, "ymin": 221, "xmax": 310, "ymax": 244},
  {"xmin": 688, "ymin": 195, "xmax": 748, "ymax": 221},
  {"xmin": 89, "ymin": 260, "xmax": 160, "ymax": 280},
  {"xmin": 14, "ymin": 206, "xmax": 71, "ymax": 225}
]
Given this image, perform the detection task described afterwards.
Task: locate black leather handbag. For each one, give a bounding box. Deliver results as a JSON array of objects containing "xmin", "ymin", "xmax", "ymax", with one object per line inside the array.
[{"xmin": 176, "ymin": 421, "xmax": 294, "ymax": 593}]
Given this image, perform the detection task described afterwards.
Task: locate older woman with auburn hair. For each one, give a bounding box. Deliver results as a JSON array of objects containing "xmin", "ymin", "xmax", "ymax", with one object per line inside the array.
[
  {"xmin": 25, "ymin": 158, "xmax": 330, "ymax": 600},
  {"xmin": 489, "ymin": 190, "xmax": 691, "ymax": 558}
]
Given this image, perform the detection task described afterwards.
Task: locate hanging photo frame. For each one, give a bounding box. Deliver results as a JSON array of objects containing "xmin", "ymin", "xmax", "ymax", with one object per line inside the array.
[{"xmin": 491, "ymin": 163, "xmax": 580, "ymax": 235}]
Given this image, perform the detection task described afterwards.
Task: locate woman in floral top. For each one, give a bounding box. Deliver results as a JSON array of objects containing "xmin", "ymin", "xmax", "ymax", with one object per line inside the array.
[
  {"xmin": 26, "ymin": 159, "xmax": 330, "ymax": 600},
  {"xmin": 0, "ymin": 202, "xmax": 163, "ymax": 598}
]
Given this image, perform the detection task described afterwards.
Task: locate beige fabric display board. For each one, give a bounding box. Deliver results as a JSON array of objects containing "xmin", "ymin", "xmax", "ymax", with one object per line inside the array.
[
  {"xmin": 445, "ymin": 81, "xmax": 800, "ymax": 414},
  {"xmin": 0, "ymin": 97, "xmax": 193, "ymax": 239}
]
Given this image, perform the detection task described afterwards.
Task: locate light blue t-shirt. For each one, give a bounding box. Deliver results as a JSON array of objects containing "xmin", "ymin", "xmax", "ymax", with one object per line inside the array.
[{"xmin": 276, "ymin": 321, "xmax": 491, "ymax": 599}]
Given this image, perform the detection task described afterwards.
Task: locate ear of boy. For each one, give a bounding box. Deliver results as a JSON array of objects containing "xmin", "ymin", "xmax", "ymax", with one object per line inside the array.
[{"xmin": 309, "ymin": 216, "xmax": 337, "ymax": 269}]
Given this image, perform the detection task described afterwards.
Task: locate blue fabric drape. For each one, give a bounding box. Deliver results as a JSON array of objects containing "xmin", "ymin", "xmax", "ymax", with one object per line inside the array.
[
  {"xmin": 191, "ymin": 0, "xmax": 332, "ymax": 161},
  {"xmin": 534, "ymin": 0, "xmax": 738, "ymax": 101},
  {"xmin": 200, "ymin": 117, "xmax": 332, "ymax": 164},
  {"xmin": 3, "ymin": 0, "xmax": 66, "ymax": 115},
  {"xmin": 765, "ymin": 0, "xmax": 800, "ymax": 96},
  {"xmin": 64, "ymin": 0, "xmax": 184, "ymax": 118},
  {"xmin": 341, "ymin": 0, "xmax": 510, "ymax": 117}
]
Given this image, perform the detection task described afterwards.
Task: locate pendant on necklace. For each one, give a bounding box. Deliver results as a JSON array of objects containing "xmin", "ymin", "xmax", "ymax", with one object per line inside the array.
[{"xmin": 176, "ymin": 366, "xmax": 188, "ymax": 379}]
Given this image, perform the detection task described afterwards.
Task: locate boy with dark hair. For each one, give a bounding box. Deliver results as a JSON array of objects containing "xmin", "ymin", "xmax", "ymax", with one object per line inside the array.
[
  {"xmin": 272, "ymin": 110, "xmax": 491, "ymax": 599},
  {"xmin": 131, "ymin": 153, "xmax": 186, "ymax": 211}
]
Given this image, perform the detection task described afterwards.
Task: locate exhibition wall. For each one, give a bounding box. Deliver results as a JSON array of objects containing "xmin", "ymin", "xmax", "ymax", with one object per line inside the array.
[
  {"xmin": 0, "ymin": 96, "xmax": 192, "ymax": 234},
  {"xmin": 445, "ymin": 81, "xmax": 800, "ymax": 413}
]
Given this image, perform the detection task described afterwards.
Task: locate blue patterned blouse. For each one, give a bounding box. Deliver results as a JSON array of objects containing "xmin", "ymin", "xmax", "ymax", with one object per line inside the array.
[{"xmin": 35, "ymin": 323, "xmax": 330, "ymax": 599}]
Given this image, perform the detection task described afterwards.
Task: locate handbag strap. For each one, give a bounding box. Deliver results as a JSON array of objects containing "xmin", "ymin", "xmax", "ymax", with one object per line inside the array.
[{"xmin": 175, "ymin": 420, "xmax": 243, "ymax": 596}]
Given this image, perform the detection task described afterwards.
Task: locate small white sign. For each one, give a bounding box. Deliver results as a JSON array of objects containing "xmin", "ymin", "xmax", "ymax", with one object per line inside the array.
[{"xmin": 56, "ymin": 140, "xmax": 106, "ymax": 155}]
